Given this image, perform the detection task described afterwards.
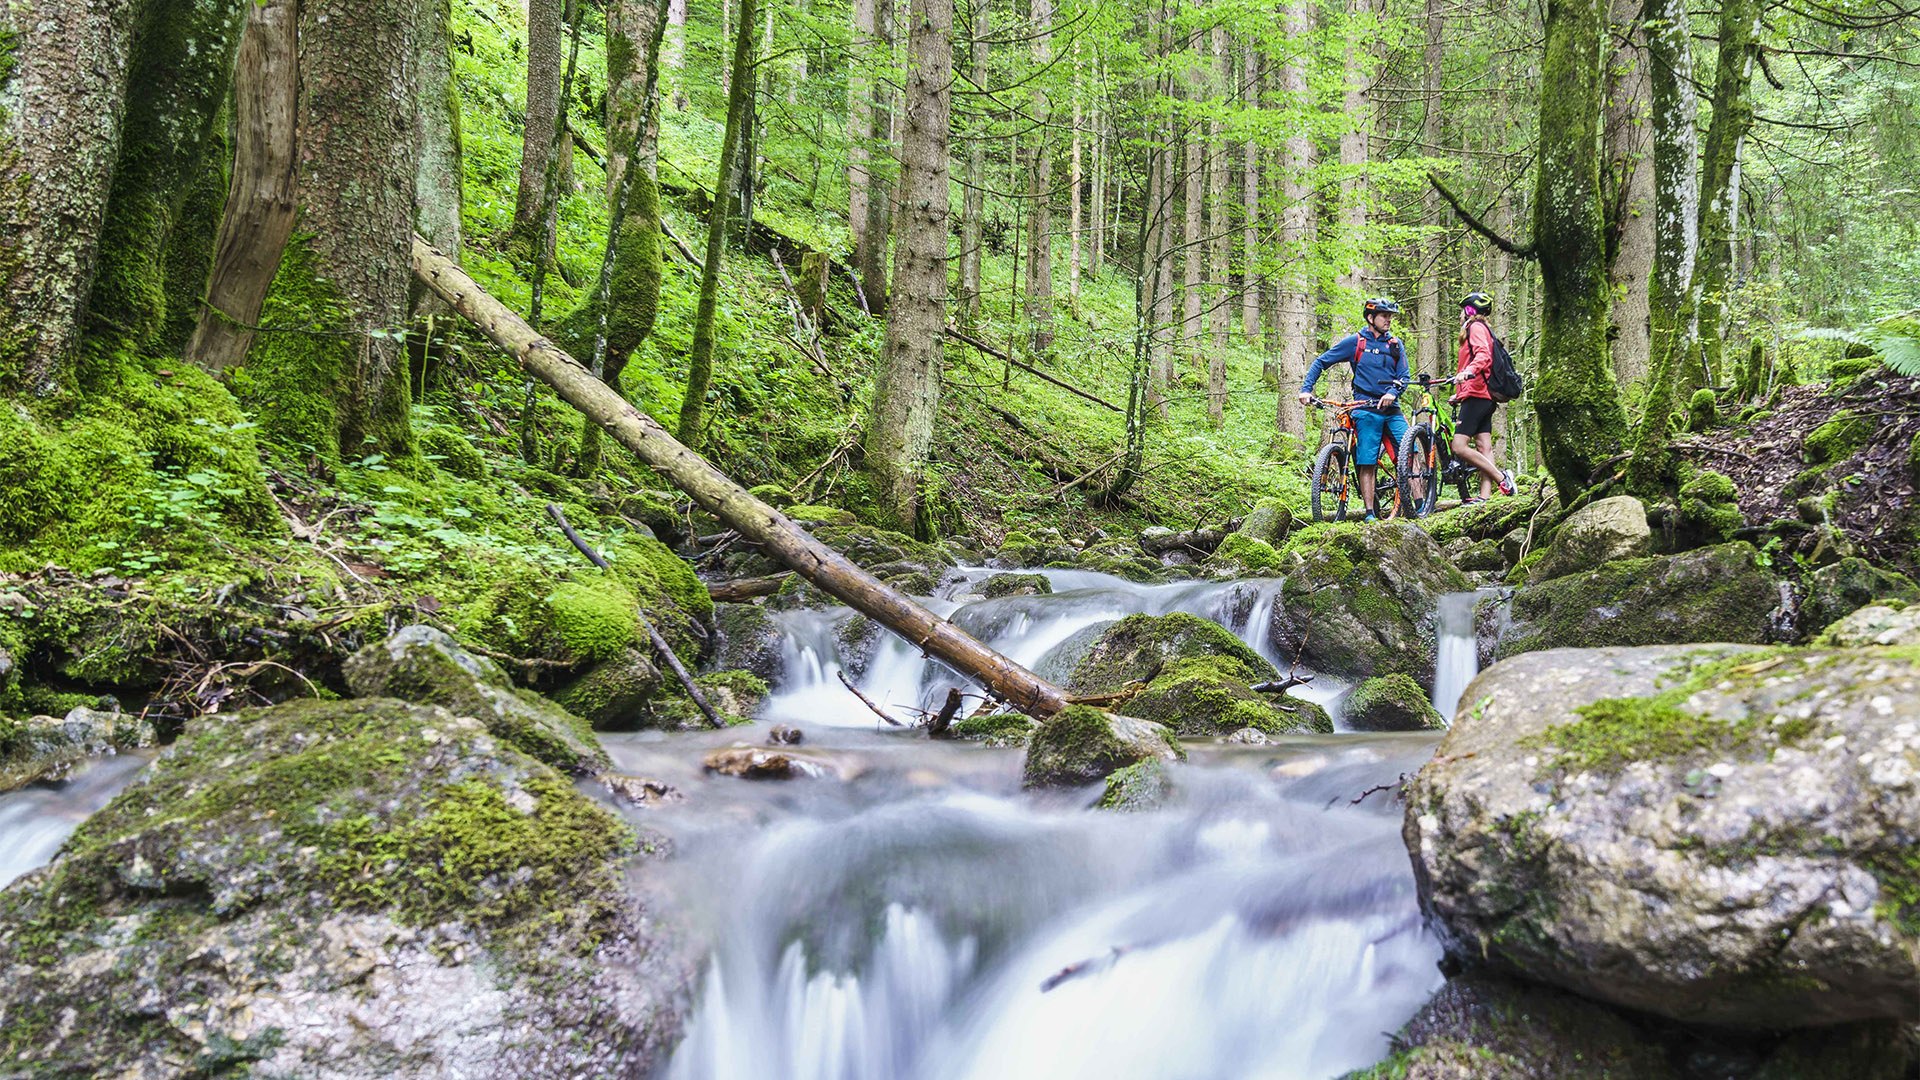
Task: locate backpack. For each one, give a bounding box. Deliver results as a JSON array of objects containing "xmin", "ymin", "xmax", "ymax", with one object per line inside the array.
[{"xmin": 1487, "ymin": 334, "xmax": 1524, "ymax": 402}]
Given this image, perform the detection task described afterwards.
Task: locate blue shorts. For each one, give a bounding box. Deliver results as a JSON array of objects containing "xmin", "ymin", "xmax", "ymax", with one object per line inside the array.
[{"xmin": 1351, "ymin": 409, "xmax": 1408, "ymax": 467}]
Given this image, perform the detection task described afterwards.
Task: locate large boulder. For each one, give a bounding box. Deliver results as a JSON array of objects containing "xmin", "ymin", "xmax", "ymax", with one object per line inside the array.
[
  {"xmin": 1344, "ymin": 673, "xmax": 1444, "ymax": 732},
  {"xmin": 343, "ymin": 625, "xmax": 607, "ymax": 774},
  {"xmin": 1022, "ymin": 705, "xmax": 1183, "ymax": 788},
  {"xmin": 551, "ymin": 646, "xmax": 662, "ymax": 730},
  {"xmin": 0, "ymin": 698, "xmax": 692, "ymax": 1077},
  {"xmin": 1799, "ymin": 557, "xmax": 1920, "ymax": 639},
  {"xmin": 1493, "ymin": 542, "xmax": 1780, "ymax": 660},
  {"xmin": 1525, "ymin": 495, "xmax": 1651, "ymax": 583},
  {"xmin": 1066, "ymin": 612, "xmax": 1275, "ymax": 695},
  {"xmin": 1115, "ymin": 656, "xmax": 1332, "ymax": 736},
  {"xmin": 1406, "ymin": 643, "xmax": 1920, "ymax": 1027},
  {"xmin": 1271, "ymin": 523, "xmax": 1470, "ymax": 687}
]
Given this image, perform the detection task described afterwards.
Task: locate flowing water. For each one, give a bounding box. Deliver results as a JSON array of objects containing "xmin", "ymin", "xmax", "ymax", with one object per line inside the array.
[
  {"xmin": 0, "ymin": 752, "xmax": 149, "ymax": 889},
  {"xmin": 619, "ymin": 569, "xmax": 1488, "ymax": 1080},
  {"xmin": 1432, "ymin": 589, "xmax": 1496, "ymax": 723}
]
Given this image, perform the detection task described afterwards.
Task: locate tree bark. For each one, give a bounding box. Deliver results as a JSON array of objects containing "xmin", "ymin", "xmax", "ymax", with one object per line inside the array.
[
  {"xmin": 958, "ymin": 0, "xmax": 988, "ymax": 324},
  {"xmin": 411, "ymin": 235, "xmax": 1071, "ymax": 718},
  {"xmin": 663, "ymin": 0, "xmax": 686, "ymax": 108},
  {"xmin": 678, "ymin": 0, "xmax": 757, "ymax": 449},
  {"xmin": 866, "ymin": 0, "xmax": 953, "ymax": 532},
  {"xmin": 1206, "ymin": 25, "xmax": 1230, "ymax": 423},
  {"xmin": 1240, "ymin": 45, "xmax": 1260, "ymax": 344},
  {"xmin": 512, "ymin": 0, "xmax": 565, "ymax": 253},
  {"xmin": 1604, "ymin": 0, "xmax": 1653, "ymax": 385},
  {"xmin": 1273, "ymin": 10, "xmax": 1314, "ymax": 442},
  {"xmin": 413, "ymin": 0, "xmax": 464, "ymax": 300},
  {"xmin": 1068, "ymin": 38, "xmax": 1083, "ymax": 316},
  {"xmin": 187, "ymin": 0, "xmax": 300, "ymax": 373},
  {"xmin": 1336, "ymin": 0, "xmax": 1370, "ymax": 298},
  {"xmin": 1684, "ymin": 0, "xmax": 1758, "ymax": 397},
  {"xmin": 1025, "ymin": 0, "xmax": 1055, "ymax": 354},
  {"xmin": 1416, "ymin": 0, "xmax": 1443, "ymax": 380},
  {"xmin": 848, "ymin": 0, "xmax": 875, "ymax": 269},
  {"xmin": 1531, "ymin": 0, "xmax": 1630, "ymax": 495},
  {"xmin": 1089, "ymin": 64, "xmax": 1105, "ymax": 281},
  {"xmin": 856, "ymin": 0, "xmax": 897, "ymax": 315},
  {"xmin": 1181, "ymin": 60, "xmax": 1204, "ymax": 367}
]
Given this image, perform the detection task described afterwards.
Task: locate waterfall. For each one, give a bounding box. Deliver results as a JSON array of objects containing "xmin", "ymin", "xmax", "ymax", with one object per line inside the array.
[{"xmin": 1432, "ymin": 590, "xmax": 1496, "ymax": 723}]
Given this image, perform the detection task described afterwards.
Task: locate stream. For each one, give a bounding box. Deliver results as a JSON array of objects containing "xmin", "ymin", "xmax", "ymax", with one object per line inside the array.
[{"xmin": 0, "ymin": 568, "xmax": 1489, "ymax": 1079}]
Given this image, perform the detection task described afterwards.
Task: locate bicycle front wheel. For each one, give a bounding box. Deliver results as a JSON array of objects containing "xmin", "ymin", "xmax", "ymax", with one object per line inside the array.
[
  {"xmin": 1311, "ymin": 443, "xmax": 1350, "ymax": 522},
  {"xmin": 1396, "ymin": 425, "xmax": 1439, "ymax": 518}
]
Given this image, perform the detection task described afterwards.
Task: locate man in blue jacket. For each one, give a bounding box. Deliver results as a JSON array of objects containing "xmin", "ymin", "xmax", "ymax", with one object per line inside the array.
[{"xmin": 1296, "ymin": 297, "xmax": 1408, "ymax": 521}]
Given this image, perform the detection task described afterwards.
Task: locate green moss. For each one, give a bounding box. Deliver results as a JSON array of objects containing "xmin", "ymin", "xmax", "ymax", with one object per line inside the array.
[
  {"xmin": 1908, "ymin": 432, "xmax": 1920, "ymax": 486},
  {"xmin": 421, "ymin": 425, "xmax": 487, "ymax": 479},
  {"xmin": 1346, "ymin": 672, "xmax": 1444, "ymax": 731},
  {"xmin": 786, "ymin": 503, "xmax": 857, "ymax": 525},
  {"xmin": 228, "ymin": 237, "xmax": 353, "ymax": 461},
  {"xmin": 981, "ymin": 572, "xmax": 1051, "ymax": 598},
  {"xmin": 1067, "ymin": 612, "xmax": 1275, "ymax": 695},
  {"xmin": 1209, "ymin": 531, "xmax": 1286, "ymax": 576},
  {"xmin": 1097, "ymin": 758, "xmax": 1172, "ymax": 811},
  {"xmin": 546, "ymin": 578, "xmax": 640, "ymax": 661},
  {"xmin": 1117, "ymin": 655, "xmax": 1324, "ymax": 736},
  {"xmin": 1022, "ymin": 704, "xmax": 1182, "ymax": 788},
  {"xmin": 1499, "ymin": 543, "xmax": 1778, "ymax": 656},
  {"xmin": 1826, "ymin": 357, "xmax": 1877, "ymax": 385},
  {"xmin": 1686, "ymin": 388, "xmax": 1718, "ymax": 432},
  {"xmin": 747, "ymin": 483, "xmax": 795, "ymax": 507},
  {"xmin": 948, "ymin": 712, "xmax": 1038, "ymax": 746},
  {"xmin": 1805, "ymin": 412, "xmax": 1875, "ymax": 466},
  {"xmin": 1678, "ymin": 469, "xmax": 1743, "ymax": 542}
]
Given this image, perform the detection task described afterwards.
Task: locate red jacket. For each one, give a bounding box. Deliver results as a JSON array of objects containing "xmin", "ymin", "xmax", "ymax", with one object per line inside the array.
[{"xmin": 1454, "ymin": 318, "xmax": 1494, "ymax": 401}]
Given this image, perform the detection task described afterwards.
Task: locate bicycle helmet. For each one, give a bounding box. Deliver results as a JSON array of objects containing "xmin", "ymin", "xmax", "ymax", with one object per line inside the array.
[
  {"xmin": 1459, "ymin": 291, "xmax": 1493, "ymax": 315},
  {"xmin": 1363, "ymin": 297, "xmax": 1401, "ymax": 319}
]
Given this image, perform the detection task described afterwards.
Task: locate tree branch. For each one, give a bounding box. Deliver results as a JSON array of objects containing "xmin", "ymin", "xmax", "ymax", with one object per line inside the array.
[{"xmin": 1428, "ymin": 172, "xmax": 1537, "ymax": 260}]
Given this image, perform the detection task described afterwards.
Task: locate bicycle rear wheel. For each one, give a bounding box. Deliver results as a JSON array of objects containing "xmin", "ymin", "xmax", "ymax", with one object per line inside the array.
[
  {"xmin": 1396, "ymin": 425, "xmax": 1439, "ymax": 518},
  {"xmin": 1311, "ymin": 443, "xmax": 1350, "ymax": 522}
]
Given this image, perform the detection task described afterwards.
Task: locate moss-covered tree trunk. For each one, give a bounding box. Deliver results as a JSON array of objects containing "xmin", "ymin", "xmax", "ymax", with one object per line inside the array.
[
  {"xmin": 574, "ymin": 0, "xmax": 668, "ymax": 473},
  {"xmin": 1530, "ymin": 0, "xmax": 1630, "ymax": 496},
  {"xmin": 233, "ymin": 0, "xmax": 419, "ymax": 459},
  {"xmin": 864, "ymin": 0, "xmax": 952, "ymax": 533},
  {"xmin": 187, "ymin": 0, "xmax": 298, "ymax": 372},
  {"xmin": 0, "ymin": 0, "xmax": 243, "ymax": 394},
  {"xmin": 1680, "ymin": 0, "xmax": 1758, "ymax": 400},
  {"xmin": 510, "ymin": 0, "xmax": 564, "ymax": 255},
  {"xmin": 675, "ymin": 0, "xmax": 756, "ymax": 449},
  {"xmin": 1604, "ymin": 0, "xmax": 1653, "ymax": 386}
]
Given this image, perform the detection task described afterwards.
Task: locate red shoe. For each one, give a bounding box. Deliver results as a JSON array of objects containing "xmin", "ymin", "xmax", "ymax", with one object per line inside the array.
[{"xmin": 1498, "ymin": 470, "xmax": 1516, "ymax": 497}]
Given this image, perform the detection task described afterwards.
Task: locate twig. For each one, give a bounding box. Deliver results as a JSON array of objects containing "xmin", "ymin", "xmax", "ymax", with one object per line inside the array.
[
  {"xmin": 658, "ymin": 218, "xmax": 701, "ymax": 266},
  {"xmin": 836, "ymin": 669, "xmax": 905, "ymax": 726},
  {"xmin": 1429, "ymin": 172, "xmax": 1537, "ymax": 259},
  {"xmin": 546, "ymin": 503, "xmax": 725, "ymax": 730},
  {"xmin": 1251, "ymin": 673, "xmax": 1316, "ymax": 694},
  {"xmin": 1514, "ymin": 480, "xmax": 1555, "ymax": 566},
  {"xmin": 946, "ymin": 323, "xmax": 1124, "ymax": 412}
]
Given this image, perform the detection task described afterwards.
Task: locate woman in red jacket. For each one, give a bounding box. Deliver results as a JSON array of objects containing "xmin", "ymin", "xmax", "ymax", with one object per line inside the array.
[{"xmin": 1449, "ymin": 291, "xmax": 1516, "ymax": 502}]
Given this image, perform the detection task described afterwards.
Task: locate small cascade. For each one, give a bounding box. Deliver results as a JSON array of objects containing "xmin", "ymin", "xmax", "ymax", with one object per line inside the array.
[
  {"xmin": 1432, "ymin": 590, "xmax": 1496, "ymax": 722},
  {"xmin": 0, "ymin": 753, "xmax": 149, "ymax": 888}
]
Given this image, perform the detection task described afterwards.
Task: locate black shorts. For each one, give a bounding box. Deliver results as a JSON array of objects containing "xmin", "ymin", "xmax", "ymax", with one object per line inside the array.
[{"xmin": 1455, "ymin": 397, "xmax": 1496, "ymax": 437}]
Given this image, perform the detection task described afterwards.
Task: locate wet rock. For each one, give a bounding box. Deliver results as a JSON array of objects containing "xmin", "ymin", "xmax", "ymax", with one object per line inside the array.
[
  {"xmin": 1067, "ymin": 613, "xmax": 1276, "ymax": 696},
  {"xmin": 980, "ymin": 572, "xmax": 1052, "ymax": 598},
  {"xmin": 1270, "ymin": 523, "xmax": 1470, "ymax": 688},
  {"xmin": 767, "ymin": 724, "xmax": 803, "ymax": 745},
  {"xmin": 946, "ymin": 712, "xmax": 1039, "ymax": 747},
  {"xmin": 1454, "ymin": 537, "xmax": 1506, "ymax": 573},
  {"xmin": 993, "ymin": 530, "xmax": 1080, "ymax": 570},
  {"xmin": 1071, "ymin": 538, "xmax": 1168, "ymax": 583},
  {"xmin": 702, "ymin": 745, "xmax": 827, "ymax": 780},
  {"xmin": 1344, "ymin": 673, "xmax": 1444, "ymax": 732},
  {"xmin": 0, "ymin": 706, "xmax": 155, "ymax": 793},
  {"xmin": 1115, "ymin": 656, "xmax": 1331, "ymax": 736},
  {"xmin": 600, "ymin": 773, "xmax": 684, "ymax": 808},
  {"xmin": 1525, "ymin": 495, "xmax": 1651, "ymax": 583},
  {"xmin": 1022, "ymin": 705, "xmax": 1183, "ymax": 788},
  {"xmin": 552, "ymin": 646, "xmax": 662, "ymax": 730},
  {"xmin": 1239, "ymin": 497, "xmax": 1294, "ymax": 545},
  {"xmin": 1224, "ymin": 726, "xmax": 1271, "ymax": 745},
  {"xmin": 1493, "ymin": 542, "xmax": 1779, "ymax": 661},
  {"xmin": 1818, "ymin": 604, "xmax": 1920, "ymax": 648},
  {"xmin": 1799, "ymin": 557, "xmax": 1920, "ymax": 638},
  {"xmin": 1406, "ymin": 643, "xmax": 1920, "ymax": 1027},
  {"xmin": 711, "ymin": 602, "xmax": 785, "ymax": 683},
  {"xmin": 1203, "ymin": 531, "xmax": 1286, "ymax": 579},
  {"xmin": 342, "ymin": 625, "xmax": 607, "ymax": 774},
  {"xmin": 1097, "ymin": 758, "xmax": 1173, "ymax": 812},
  {"xmin": 0, "ymin": 698, "xmax": 691, "ymax": 1078}
]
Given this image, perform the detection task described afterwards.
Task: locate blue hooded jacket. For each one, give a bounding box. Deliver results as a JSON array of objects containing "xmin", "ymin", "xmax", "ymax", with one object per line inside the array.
[{"xmin": 1300, "ymin": 326, "xmax": 1408, "ymax": 413}]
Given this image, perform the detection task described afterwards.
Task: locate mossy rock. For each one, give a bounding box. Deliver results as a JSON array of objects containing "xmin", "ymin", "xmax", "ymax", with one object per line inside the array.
[
  {"xmin": 1677, "ymin": 470, "xmax": 1744, "ymax": 544},
  {"xmin": 617, "ymin": 489, "xmax": 687, "ymax": 540},
  {"xmin": 1021, "ymin": 704, "xmax": 1183, "ymax": 788},
  {"xmin": 786, "ymin": 503, "xmax": 856, "ymax": 526},
  {"xmin": 1806, "ymin": 412, "xmax": 1875, "ymax": 465},
  {"xmin": 0, "ymin": 708, "xmax": 156, "ymax": 794},
  {"xmin": 1420, "ymin": 493, "xmax": 1540, "ymax": 546},
  {"xmin": 1344, "ymin": 673, "xmax": 1444, "ymax": 732},
  {"xmin": 1239, "ymin": 497, "xmax": 1294, "ymax": 544},
  {"xmin": 1526, "ymin": 495, "xmax": 1651, "ymax": 584},
  {"xmin": 1827, "ymin": 356, "xmax": 1879, "ymax": 385},
  {"xmin": 0, "ymin": 697, "xmax": 688, "ymax": 1076},
  {"xmin": 1205, "ymin": 531, "xmax": 1286, "ymax": 578},
  {"xmin": 1272, "ymin": 522, "xmax": 1470, "ymax": 686},
  {"xmin": 1818, "ymin": 604, "xmax": 1920, "ymax": 648},
  {"xmin": 1495, "ymin": 543, "xmax": 1780, "ymax": 660},
  {"xmin": 813, "ymin": 523, "xmax": 955, "ymax": 578},
  {"xmin": 1115, "ymin": 656, "xmax": 1331, "ymax": 736},
  {"xmin": 551, "ymin": 647, "xmax": 662, "ymax": 730},
  {"xmin": 1456, "ymin": 537, "xmax": 1507, "ymax": 573},
  {"xmin": 1071, "ymin": 538, "xmax": 1167, "ymax": 583},
  {"xmin": 980, "ymin": 572, "xmax": 1052, "ymax": 598},
  {"xmin": 1686, "ymin": 388, "xmax": 1718, "ymax": 432},
  {"xmin": 1066, "ymin": 613, "xmax": 1276, "ymax": 696},
  {"xmin": 343, "ymin": 625, "xmax": 607, "ymax": 774},
  {"xmin": 1799, "ymin": 557, "xmax": 1920, "ymax": 640},
  {"xmin": 1097, "ymin": 758, "xmax": 1173, "ymax": 812},
  {"xmin": 711, "ymin": 602, "xmax": 785, "ymax": 683},
  {"xmin": 748, "ymin": 483, "xmax": 795, "ymax": 508},
  {"xmin": 947, "ymin": 711, "xmax": 1039, "ymax": 747},
  {"xmin": 995, "ymin": 530, "xmax": 1079, "ymax": 569},
  {"xmin": 641, "ymin": 670, "xmax": 765, "ymax": 729},
  {"xmin": 419, "ymin": 425, "xmax": 486, "ymax": 480}
]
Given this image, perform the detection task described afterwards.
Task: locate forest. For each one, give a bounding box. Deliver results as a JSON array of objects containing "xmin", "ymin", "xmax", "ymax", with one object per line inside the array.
[{"xmin": 0, "ymin": 0, "xmax": 1918, "ymax": 1071}]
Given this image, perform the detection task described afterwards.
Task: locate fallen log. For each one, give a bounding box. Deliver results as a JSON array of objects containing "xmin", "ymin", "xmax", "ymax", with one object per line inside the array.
[
  {"xmin": 1139, "ymin": 519, "xmax": 1242, "ymax": 557},
  {"xmin": 411, "ymin": 234, "xmax": 1071, "ymax": 718},
  {"xmin": 706, "ymin": 572, "xmax": 790, "ymax": 603},
  {"xmin": 945, "ymin": 323, "xmax": 1124, "ymax": 413}
]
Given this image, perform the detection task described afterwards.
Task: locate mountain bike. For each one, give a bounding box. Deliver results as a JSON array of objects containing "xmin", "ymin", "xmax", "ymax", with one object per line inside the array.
[
  {"xmin": 1394, "ymin": 376, "xmax": 1477, "ymax": 518},
  {"xmin": 1308, "ymin": 395, "xmax": 1403, "ymax": 523}
]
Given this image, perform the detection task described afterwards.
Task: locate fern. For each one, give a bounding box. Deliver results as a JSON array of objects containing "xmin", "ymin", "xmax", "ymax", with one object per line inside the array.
[{"xmin": 1795, "ymin": 312, "xmax": 1920, "ymax": 377}]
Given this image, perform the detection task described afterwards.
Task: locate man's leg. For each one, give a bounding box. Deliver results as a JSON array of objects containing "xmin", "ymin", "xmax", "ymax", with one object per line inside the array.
[{"xmin": 1357, "ymin": 465, "xmax": 1376, "ymax": 512}]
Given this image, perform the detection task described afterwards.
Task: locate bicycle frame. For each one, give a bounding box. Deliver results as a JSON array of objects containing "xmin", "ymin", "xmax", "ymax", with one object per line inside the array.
[{"xmin": 1317, "ymin": 400, "xmax": 1399, "ymax": 518}]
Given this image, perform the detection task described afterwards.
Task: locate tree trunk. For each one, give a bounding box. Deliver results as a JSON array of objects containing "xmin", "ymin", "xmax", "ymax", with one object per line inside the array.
[
  {"xmin": 1181, "ymin": 66, "xmax": 1204, "ymax": 367},
  {"xmin": 856, "ymin": 0, "xmax": 897, "ymax": 315},
  {"xmin": 1627, "ymin": 0, "xmax": 1697, "ymax": 483},
  {"xmin": 848, "ymin": 0, "xmax": 873, "ymax": 265},
  {"xmin": 412, "ymin": 235, "xmax": 1070, "ymax": 718},
  {"xmin": 1206, "ymin": 26, "xmax": 1230, "ymax": 424},
  {"xmin": 678, "ymin": 0, "xmax": 757, "ymax": 448},
  {"xmin": 1684, "ymin": 0, "xmax": 1758, "ymax": 398},
  {"xmin": 1604, "ymin": 0, "xmax": 1653, "ymax": 385},
  {"xmin": 1025, "ymin": 0, "xmax": 1055, "ymax": 354},
  {"xmin": 512, "ymin": 0, "xmax": 565, "ymax": 253},
  {"xmin": 1531, "ymin": 0, "xmax": 1630, "ymax": 496},
  {"xmin": 1240, "ymin": 46, "xmax": 1260, "ymax": 344},
  {"xmin": 1089, "ymin": 70, "xmax": 1105, "ymax": 281},
  {"xmin": 1273, "ymin": 6, "xmax": 1314, "ymax": 442},
  {"xmin": 187, "ymin": 0, "xmax": 299, "ymax": 373},
  {"xmin": 1068, "ymin": 39, "xmax": 1083, "ymax": 316},
  {"xmin": 958, "ymin": 0, "xmax": 988, "ymax": 324},
  {"xmin": 865, "ymin": 0, "xmax": 953, "ymax": 532},
  {"xmin": 1416, "ymin": 0, "xmax": 1443, "ymax": 380},
  {"xmin": 663, "ymin": 0, "xmax": 686, "ymax": 108},
  {"xmin": 1336, "ymin": 0, "xmax": 1370, "ymax": 298},
  {"xmin": 413, "ymin": 0, "xmax": 464, "ymax": 282}
]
